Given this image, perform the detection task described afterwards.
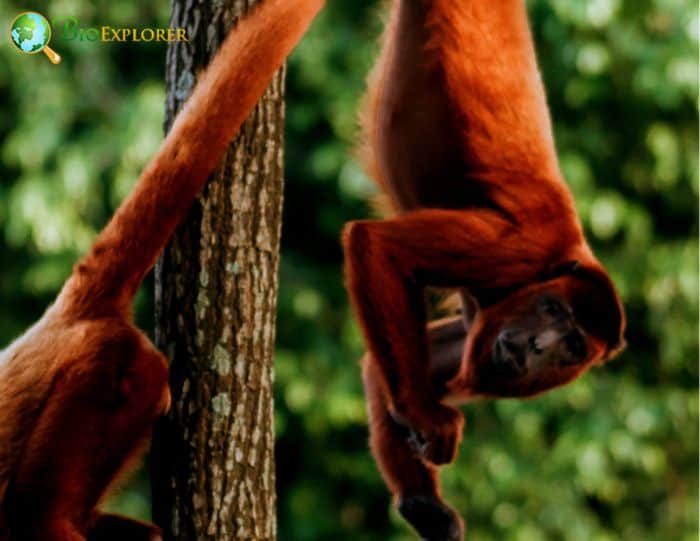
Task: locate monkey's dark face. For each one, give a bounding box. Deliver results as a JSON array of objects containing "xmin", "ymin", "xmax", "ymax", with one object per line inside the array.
[
  {"xmin": 461, "ymin": 277, "xmax": 618, "ymax": 399},
  {"xmin": 487, "ymin": 294, "xmax": 588, "ymax": 378}
]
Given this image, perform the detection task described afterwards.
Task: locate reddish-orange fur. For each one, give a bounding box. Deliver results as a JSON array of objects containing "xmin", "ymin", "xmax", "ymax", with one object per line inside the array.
[
  {"xmin": 0, "ymin": 1, "xmax": 323, "ymax": 539},
  {"xmin": 344, "ymin": 1, "xmax": 625, "ymax": 539}
]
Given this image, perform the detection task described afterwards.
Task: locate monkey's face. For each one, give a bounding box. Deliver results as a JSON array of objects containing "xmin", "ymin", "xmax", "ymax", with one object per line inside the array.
[
  {"xmin": 492, "ymin": 293, "xmax": 587, "ymax": 373},
  {"xmin": 476, "ymin": 291, "xmax": 593, "ymax": 396},
  {"xmin": 460, "ymin": 272, "xmax": 625, "ymax": 398}
]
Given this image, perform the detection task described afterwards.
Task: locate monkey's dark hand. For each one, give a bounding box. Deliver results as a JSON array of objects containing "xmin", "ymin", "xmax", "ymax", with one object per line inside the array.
[
  {"xmin": 398, "ymin": 495, "xmax": 465, "ymax": 541},
  {"xmin": 391, "ymin": 402, "xmax": 464, "ymax": 465}
]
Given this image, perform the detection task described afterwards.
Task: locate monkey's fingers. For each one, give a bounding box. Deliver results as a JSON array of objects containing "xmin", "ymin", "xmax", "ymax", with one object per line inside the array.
[
  {"xmin": 405, "ymin": 424, "xmax": 457, "ymax": 466},
  {"xmin": 424, "ymin": 429, "xmax": 459, "ymax": 465},
  {"xmin": 391, "ymin": 403, "xmax": 463, "ymax": 465},
  {"xmin": 422, "ymin": 407, "xmax": 464, "ymax": 465},
  {"xmin": 406, "ymin": 428, "xmax": 430, "ymax": 457}
]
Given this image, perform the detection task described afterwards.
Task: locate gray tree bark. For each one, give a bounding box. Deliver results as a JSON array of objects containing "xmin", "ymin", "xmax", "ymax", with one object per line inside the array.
[{"xmin": 152, "ymin": 1, "xmax": 284, "ymax": 539}]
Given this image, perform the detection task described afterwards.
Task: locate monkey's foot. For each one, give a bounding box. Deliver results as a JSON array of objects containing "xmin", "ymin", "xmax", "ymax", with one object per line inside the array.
[
  {"xmin": 87, "ymin": 514, "xmax": 163, "ymax": 541},
  {"xmin": 398, "ymin": 495, "xmax": 464, "ymax": 541}
]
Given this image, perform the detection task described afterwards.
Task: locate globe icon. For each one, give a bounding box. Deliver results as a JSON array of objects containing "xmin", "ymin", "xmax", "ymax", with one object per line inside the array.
[{"xmin": 9, "ymin": 12, "xmax": 61, "ymax": 64}]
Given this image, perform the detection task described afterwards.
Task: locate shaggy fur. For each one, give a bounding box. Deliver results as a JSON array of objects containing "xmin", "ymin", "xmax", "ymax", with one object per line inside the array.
[
  {"xmin": 0, "ymin": 0, "xmax": 323, "ymax": 539},
  {"xmin": 344, "ymin": 1, "xmax": 625, "ymax": 539}
]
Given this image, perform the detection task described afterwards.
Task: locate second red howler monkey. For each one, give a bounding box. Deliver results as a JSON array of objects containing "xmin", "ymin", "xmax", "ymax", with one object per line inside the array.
[
  {"xmin": 343, "ymin": 1, "xmax": 626, "ymax": 539},
  {"xmin": 0, "ymin": 0, "xmax": 322, "ymax": 539}
]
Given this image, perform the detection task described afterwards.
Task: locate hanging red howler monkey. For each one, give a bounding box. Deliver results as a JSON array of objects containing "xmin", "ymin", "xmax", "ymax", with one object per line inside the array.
[
  {"xmin": 343, "ymin": 1, "xmax": 626, "ymax": 539},
  {"xmin": 0, "ymin": 1, "xmax": 322, "ymax": 539}
]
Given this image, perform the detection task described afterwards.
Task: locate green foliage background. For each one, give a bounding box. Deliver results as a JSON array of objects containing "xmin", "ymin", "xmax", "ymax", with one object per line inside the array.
[{"xmin": 0, "ymin": 1, "xmax": 697, "ymax": 540}]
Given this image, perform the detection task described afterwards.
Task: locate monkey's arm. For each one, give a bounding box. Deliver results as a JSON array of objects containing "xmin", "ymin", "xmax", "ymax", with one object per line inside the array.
[
  {"xmin": 427, "ymin": 315, "xmax": 467, "ymax": 389},
  {"xmin": 362, "ymin": 356, "xmax": 464, "ymax": 541},
  {"xmin": 363, "ymin": 317, "xmax": 475, "ymax": 540},
  {"xmin": 62, "ymin": 0, "xmax": 324, "ymax": 318},
  {"xmin": 343, "ymin": 208, "xmax": 554, "ymax": 464}
]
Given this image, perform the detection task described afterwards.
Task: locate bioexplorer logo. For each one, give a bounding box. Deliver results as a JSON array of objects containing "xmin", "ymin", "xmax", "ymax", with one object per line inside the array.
[
  {"xmin": 9, "ymin": 11, "xmax": 189, "ymax": 65},
  {"xmin": 10, "ymin": 12, "xmax": 61, "ymax": 64},
  {"xmin": 56, "ymin": 17, "xmax": 190, "ymax": 43}
]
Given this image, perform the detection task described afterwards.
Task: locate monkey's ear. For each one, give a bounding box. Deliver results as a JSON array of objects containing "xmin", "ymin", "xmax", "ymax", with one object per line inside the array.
[
  {"xmin": 568, "ymin": 265, "xmax": 626, "ymax": 361},
  {"xmin": 599, "ymin": 336, "xmax": 627, "ymax": 363}
]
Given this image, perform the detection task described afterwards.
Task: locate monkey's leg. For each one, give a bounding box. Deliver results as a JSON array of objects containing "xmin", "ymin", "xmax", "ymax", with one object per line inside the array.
[
  {"xmin": 427, "ymin": 315, "xmax": 468, "ymax": 394},
  {"xmin": 87, "ymin": 513, "xmax": 162, "ymax": 541},
  {"xmin": 344, "ymin": 208, "xmax": 527, "ymax": 464},
  {"xmin": 4, "ymin": 337, "xmax": 169, "ymax": 541},
  {"xmin": 363, "ymin": 356, "xmax": 464, "ymax": 541}
]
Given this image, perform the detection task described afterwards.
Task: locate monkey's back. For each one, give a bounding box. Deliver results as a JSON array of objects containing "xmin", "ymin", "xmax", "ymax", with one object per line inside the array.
[
  {"xmin": 0, "ymin": 317, "xmax": 59, "ymax": 503},
  {"xmin": 358, "ymin": 0, "xmax": 567, "ymax": 217}
]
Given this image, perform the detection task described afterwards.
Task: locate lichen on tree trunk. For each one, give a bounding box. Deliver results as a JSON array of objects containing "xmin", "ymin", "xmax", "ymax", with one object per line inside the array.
[{"xmin": 152, "ymin": 1, "xmax": 283, "ymax": 539}]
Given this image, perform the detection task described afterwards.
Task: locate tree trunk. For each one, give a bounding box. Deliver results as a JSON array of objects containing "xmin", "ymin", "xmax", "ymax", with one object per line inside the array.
[{"xmin": 152, "ymin": 1, "xmax": 284, "ymax": 539}]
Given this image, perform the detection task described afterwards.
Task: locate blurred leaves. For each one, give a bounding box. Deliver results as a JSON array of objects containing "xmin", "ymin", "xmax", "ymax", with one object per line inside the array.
[{"xmin": 0, "ymin": 0, "xmax": 697, "ymax": 540}]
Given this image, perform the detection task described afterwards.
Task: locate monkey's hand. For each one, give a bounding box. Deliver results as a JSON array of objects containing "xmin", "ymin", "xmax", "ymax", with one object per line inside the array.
[{"xmin": 391, "ymin": 402, "xmax": 464, "ymax": 465}]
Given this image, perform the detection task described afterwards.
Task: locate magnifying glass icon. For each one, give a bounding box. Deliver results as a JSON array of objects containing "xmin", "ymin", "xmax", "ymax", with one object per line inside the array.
[{"xmin": 9, "ymin": 12, "xmax": 62, "ymax": 65}]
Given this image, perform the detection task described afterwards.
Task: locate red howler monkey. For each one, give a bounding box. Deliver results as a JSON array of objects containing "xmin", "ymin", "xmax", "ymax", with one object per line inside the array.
[
  {"xmin": 343, "ymin": 1, "xmax": 625, "ymax": 539},
  {"xmin": 0, "ymin": 1, "xmax": 322, "ymax": 539}
]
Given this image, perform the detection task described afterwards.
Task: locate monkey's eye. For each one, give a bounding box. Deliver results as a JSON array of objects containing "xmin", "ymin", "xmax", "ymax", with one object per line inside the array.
[
  {"xmin": 528, "ymin": 336, "xmax": 543, "ymax": 355},
  {"xmin": 564, "ymin": 329, "xmax": 587, "ymax": 359},
  {"xmin": 540, "ymin": 297, "xmax": 565, "ymax": 318}
]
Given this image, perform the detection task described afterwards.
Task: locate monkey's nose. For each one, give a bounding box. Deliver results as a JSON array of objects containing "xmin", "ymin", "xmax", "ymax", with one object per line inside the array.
[
  {"xmin": 497, "ymin": 331, "xmax": 518, "ymax": 353},
  {"xmin": 496, "ymin": 332, "xmax": 525, "ymax": 367}
]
